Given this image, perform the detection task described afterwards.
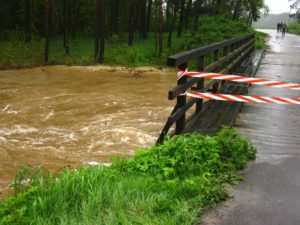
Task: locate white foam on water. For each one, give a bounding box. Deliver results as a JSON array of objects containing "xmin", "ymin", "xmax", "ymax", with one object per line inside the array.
[
  {"xmin": 63, "ymin": 133, "xmax": 77, "ymax": 142},
  {"xmin": 42, "ymin": 110, "xmax": 54, "ymax": 121},
  {"xmin": 2, "ymin": 105, "xmax": 11, "ymax": 112},
  {"xmin": 1, "ymin": 104, "xmax": 20, "ymax": 114},
  {"xmin": 0, "ymin": 125, "xmax": 38, "ymax": 136},
  {"xmin": 0, "ymin": 136, "xmax": 6, "ymax": 141},
  {"xmin": 120, "ymin": 136, "xmax": 130, "ymax": 143},
  {"xmin": 0, "ymin": 88, "xmax": 18, "ymax": 94},
  {"xmin": 80, "ymin": 127, "xmax": 90, "ymax": 135}
]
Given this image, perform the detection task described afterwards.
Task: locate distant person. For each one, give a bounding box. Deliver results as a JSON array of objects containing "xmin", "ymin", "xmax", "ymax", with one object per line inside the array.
[
  {"xmin": 282, "ymin": 23, "xmax": 287, "ymax": 36},
  {"xmin": 277, "ymin": 23, "xmax": 280, "ymax": 32},
  {"xmin": 278, "ymin": 22, "xmax": 282, "ymax": 32}
]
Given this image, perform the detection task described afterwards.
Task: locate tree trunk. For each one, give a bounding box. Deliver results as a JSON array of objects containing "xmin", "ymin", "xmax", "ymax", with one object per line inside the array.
[
  {"xmin": 154, "ymin": 0, "xmax": 158, "ymax": 52},
  {"xmin": 24, "ymin": 0, "xmax": 31, "ymax": 43},
  {"xmin": 193, "ymin": 0, "xmax": 201, "ymax": 34},
  {"xmin": 165, "ymin": 0, "xmax": 171, "ymax": 29},
  {"xmin": 177, "ymin": 0, "xmax": 185, "ymax": 37},
  {"xmin": 128, "ymin": 0, "xmax": 136, "ymax": 46},
  {"xmin": 184, "ymin": 0, "xmax": 192, "ymax": 29},
  {"xmin": 110, "ymin": 0, "xmax": 114, "ymax": 36},
  {"xmin": 44, "ymin": 0, "xmax": 52, "ymax": 63},
  {"xmin": 232, "ymin": 0, "xmax": 242, "ymax": 20},
  {"xmin": 168, "ymin": 0, "xmax": 178, "ymax": 48},
  {"xmin": 100, "ymin": 1, "xmax": 105, "ymax": 63},
  {"xmin": 158, "ymin": 0, "xmax": 163, "ymax": 56},
  {"xmin": 140, "ymin": 0, "xmax": 147, "ymax": 39},
  {"xmin": 145, "ymin": 0, "xmax": 153, "ymax": 38},
  {"xmin": 63, "ymin": 0, "xmax": 69, "ymax": 54},
  {"xmin": 95, "ymin": 0, "xmax": 105, "ymax": 63},
  {"xmin": 216, "ymin": 0, "xmax": 222, "ymax": 14},
  {"xmin": 114, "ymin": 0, "xmax": 120, "ymax": 34}
]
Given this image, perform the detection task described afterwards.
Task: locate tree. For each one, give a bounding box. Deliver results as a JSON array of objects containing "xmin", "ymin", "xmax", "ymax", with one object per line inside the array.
[
  {"xmin": 95, "ymin": 0, "xmax": 105, "ymax": 63},
  {"xmin": 24, "ymin": 0, "xmax": 32, "ymax": 43},
  {"xmin": 177, "ymin": 0, "xmax": 185, "ymax": 37},
  {"xmin": 158, "ymin": 0, "xmax": 163, "ymax": 56},
  {"xmin": 146, "ymin": 0, "xmax": 153, "ymax": 38},
  {"xmin": 128, "ymin": 0, "xmax": 136, "ymax": 46},
  {"xmin": 140, "ymin": 0, "xmax": 147, "ymax": 39},
  {"xmin": 44, "ymin": 0, "xmax": 52, "ymax": 63},
  {"xmin": 193, "ymin": 0, "xmax": 202, "ymax": 34},
  {"xmin": 63, "ymin": 0, "xmax": 69, "ymax": 54},
  {"xmin": 168, "ymin": 0, "xmax": 179, "ymax": 49}
]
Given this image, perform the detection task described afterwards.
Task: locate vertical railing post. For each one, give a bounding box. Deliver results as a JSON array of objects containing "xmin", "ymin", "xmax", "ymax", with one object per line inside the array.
[
  {"xmin": 221, "ymin": 46, "xmax": 229, "ymax": 86},
  {"xmin": 175, "ymin": 63, "xmax": 188, "ymax": 135},
  {"xmin": 223, "ymin": 46, "xmax": 228, "ymax": 57},
  {"xmin": 230, "ymin": 43, "xmax": 235, "ymax": 52},
  {"xmin": 196, "ymin": 55, "xmax": 205, "ymax": 113},
  {"xmin": 212, "ymin": 49, "xmax": 219, "ymax": 93}
]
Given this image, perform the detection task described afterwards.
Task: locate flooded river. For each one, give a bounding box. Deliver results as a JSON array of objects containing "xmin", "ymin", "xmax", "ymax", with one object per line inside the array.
[{"xmin": 0, "ymin": 66, "xmax": 176, "ymax": 197}]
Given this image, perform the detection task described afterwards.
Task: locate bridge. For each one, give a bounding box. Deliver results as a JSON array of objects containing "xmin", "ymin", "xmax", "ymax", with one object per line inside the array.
[{"xmin": 159, "ymin": 30, "xmax": 300, "ymax": 225}]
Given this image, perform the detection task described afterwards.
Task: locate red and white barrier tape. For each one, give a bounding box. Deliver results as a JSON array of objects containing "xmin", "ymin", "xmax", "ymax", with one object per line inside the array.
[
  {"xmin": 177, "ymin": 69, "xmax": 300, "ymax": 90},
  {"xmin": 185, "ymin": 91, "xmax": 300, "ymax": 105}
]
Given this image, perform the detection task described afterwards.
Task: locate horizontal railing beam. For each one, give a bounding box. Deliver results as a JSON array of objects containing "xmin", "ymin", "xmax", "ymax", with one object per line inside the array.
[
  {"xmin": 168, "ymin": 38, "xmax": 255, "ymax": 100},
  {"xmin": 167, "ymin": 33, "xmax": 255, "ymax": 67}
]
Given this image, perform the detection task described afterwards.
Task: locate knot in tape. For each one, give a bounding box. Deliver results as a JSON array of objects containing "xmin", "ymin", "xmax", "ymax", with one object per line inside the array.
[{"xmin": 177, "ymin": 68, "xmax": 188, "ymax": 80}]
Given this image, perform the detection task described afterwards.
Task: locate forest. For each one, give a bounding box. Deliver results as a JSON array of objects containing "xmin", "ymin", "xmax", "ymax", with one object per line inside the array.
[{"xmin": 0, "ymin": 0, "xmax": 266, "ymax": 68}]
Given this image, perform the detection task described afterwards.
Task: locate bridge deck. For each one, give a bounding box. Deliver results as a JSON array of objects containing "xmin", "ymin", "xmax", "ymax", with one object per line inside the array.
[
  {"xmin": 236, "ymin": 37, "xmax": 300, "ymax": 154},
  {"xmin": 200, "ymin": 30, "xmax": 300, "ymax": 225},
  {"xmin": 182, "ymin": 49, "xmax": 264, "ymax": 135}
]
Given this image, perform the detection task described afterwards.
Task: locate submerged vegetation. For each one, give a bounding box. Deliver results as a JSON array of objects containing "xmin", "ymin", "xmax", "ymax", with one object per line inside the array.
[{"xmin": 0, "ymin": 127, "xmax": 256, "ymax": 225}]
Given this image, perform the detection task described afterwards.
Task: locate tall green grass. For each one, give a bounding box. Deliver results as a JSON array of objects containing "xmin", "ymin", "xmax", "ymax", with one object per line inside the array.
[
  {"xmin": 0, "ymin": 127, "xmax": 256, "ymax": 225},
  {"xmin": 288, "ymin": 22, "xmax": 300, "ymax": 35},
  {"xmin": 0, "ymin": 15, "xmax": 253, "ymax": 69},
  {"xmin": 255, "ymin": 31, "xmax": 267, "ymax": 49}
]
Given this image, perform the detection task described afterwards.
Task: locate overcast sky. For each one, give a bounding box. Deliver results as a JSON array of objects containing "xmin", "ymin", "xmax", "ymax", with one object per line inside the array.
[{"xmin": 265, "ymin": 0, "xmax": 291, "ymax": 14}]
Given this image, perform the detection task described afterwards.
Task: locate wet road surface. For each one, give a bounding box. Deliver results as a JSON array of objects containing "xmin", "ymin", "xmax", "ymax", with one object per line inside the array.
[
  {"xmin": 201, "ymin": 30, "xmax": 300, "ymax": 225},
  {"xmin": 0, "ymin": 66, "xmax": 176, "ymax": 197}
]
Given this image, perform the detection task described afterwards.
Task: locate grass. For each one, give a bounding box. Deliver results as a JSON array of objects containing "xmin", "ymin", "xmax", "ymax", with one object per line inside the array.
[
  {"xmin": 288, "ymin": 22, "xmax": 300, "ymax": 35},
  {"xmin": 0, "ymin": 127, "xmax": 256, "ymax": 225},
  {"xmin": 0, "ymin": 15, "xmax": 253, "ymax": 70},
  {"xmin": 255, "ymin": 31, "xmax": 267, "ymax": 49}
]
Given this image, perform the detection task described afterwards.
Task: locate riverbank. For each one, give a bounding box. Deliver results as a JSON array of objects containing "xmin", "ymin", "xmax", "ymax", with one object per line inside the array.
[
  {"xmin": 0, "ymin": 64, "xmax": 174, "ymax": 75},
  {"xmin": 0, "ymin": 127, "xmax": 256, "ymax": 225},
  {"xmin": 0, "ymin": 16, "xmax": 253, "ymax": 71}
]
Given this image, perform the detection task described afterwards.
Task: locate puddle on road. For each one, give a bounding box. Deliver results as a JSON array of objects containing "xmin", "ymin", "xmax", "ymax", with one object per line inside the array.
[{"xmin": 0, "ymin": 66, "xmax": 176, "ymax": 197}]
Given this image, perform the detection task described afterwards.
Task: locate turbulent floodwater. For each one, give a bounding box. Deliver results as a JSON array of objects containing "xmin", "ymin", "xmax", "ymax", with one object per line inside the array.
[{"xmin": 0, "ymin": 66, "xmax": 176, "ymax": 197}]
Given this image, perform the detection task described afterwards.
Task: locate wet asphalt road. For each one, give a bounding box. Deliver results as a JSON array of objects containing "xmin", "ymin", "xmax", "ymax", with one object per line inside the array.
[{"xmin": 201, "ymin": 30, "xmax": 300, "ymax": 225}]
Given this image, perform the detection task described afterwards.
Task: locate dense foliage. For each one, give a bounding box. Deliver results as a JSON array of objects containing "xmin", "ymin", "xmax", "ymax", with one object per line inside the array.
[
  {"xmin": 289, "ymin": 0, "xmax": 300, "ymax": 23},
  {"xmin": 0, "ymin": 127, "xmax": 256, "ymax": 225},
  {"xmin": 0, "ymin": 15, "xmax": 254, "ymax": 69},
  {"xmin": 0, "ymin": 0, "xmax": 267, "ymax": 65}
]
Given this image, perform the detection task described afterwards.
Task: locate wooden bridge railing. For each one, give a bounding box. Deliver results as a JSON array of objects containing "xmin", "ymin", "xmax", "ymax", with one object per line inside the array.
[{"xmin": 157, "ymin": 32, "xmax": 256, "ymax": 144}]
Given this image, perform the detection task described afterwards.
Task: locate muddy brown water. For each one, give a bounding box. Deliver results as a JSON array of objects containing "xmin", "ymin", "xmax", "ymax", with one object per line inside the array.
[{"xmin": 0, "ymin": 66, "xmax": 176, "ymax": 197}]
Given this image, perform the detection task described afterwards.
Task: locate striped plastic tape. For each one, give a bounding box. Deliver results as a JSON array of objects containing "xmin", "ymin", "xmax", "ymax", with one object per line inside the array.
[
  {"xmin": 185, "ymin": 91, "xmax": 300, "ymax": 105},
  {"xmin": 177, "ymin": 70, "xmax": 300, "ymax": 90}
]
